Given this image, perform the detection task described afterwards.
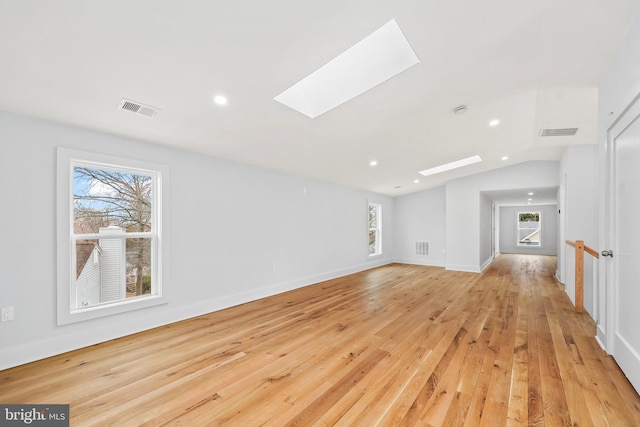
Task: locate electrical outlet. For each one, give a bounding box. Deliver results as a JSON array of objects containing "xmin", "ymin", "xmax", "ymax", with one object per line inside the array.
[{"xmin": 1, "ymin": 306, "xmax": 14, "ymax": 322}]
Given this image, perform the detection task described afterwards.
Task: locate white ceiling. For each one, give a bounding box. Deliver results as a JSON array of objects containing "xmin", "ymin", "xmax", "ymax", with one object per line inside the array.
[{"xmin": 1, "ymin": 1, "xmax": 638, "ymax": 196}]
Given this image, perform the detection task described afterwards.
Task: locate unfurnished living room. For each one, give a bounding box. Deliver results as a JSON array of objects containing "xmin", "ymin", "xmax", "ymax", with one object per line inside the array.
[{"xmin": 2, "ymin": 1, "xmax": 640, "ymax": 426}]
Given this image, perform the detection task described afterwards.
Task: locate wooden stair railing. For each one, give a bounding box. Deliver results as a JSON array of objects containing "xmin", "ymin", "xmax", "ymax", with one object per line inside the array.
[{"xmin": 566, "ymin": 240, "xmax": 599, "ymax": 313}]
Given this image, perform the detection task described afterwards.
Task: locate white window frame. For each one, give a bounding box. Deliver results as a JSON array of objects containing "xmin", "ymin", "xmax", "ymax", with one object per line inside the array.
[
  {"xmin": 368, "ymin": 202, "xmax": 382, "ymax": 257},
  {"xmin": 516, "ymin": 210, "xmax": 542, "ymax": 247},
  {"xmin": 57, "ymin": 148, "xmax": 169, "ymax": 325}
]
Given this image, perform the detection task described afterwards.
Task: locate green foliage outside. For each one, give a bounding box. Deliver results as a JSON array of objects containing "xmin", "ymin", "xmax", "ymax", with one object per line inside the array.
[{"xmin": 142, "ymin": 275, "xmax": 152, "ymax": 294}]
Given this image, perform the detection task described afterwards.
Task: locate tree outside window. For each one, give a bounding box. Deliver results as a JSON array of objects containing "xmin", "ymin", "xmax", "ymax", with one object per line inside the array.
[
  {"xmin": 72, "ymin": 164, "xmax": 157, "ymax": 309},
  {"xmin": 368, "ymin": 203, "xmax": 382, "ymax": 256}
]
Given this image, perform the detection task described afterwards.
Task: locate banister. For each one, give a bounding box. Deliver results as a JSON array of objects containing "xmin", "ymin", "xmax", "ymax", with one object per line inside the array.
[
  {"xmin": 584, "ymin": 245, "xmax": 600, "ymax": 259},
  {"xmin": 566, "ymin": 240, "xmax": 599, "ymax": 259},
  {"xmin": 565, "ymin": 240, "xmax": 598, "ymax": 313}
]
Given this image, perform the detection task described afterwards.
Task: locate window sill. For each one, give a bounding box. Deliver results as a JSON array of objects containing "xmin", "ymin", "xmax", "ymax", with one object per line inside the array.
[{"xmin": 59, "ymin": 294, "xmax": 168, "ymax": 326}]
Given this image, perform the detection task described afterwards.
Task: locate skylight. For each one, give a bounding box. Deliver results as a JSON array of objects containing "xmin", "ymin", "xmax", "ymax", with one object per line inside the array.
[
  {"xmin": 274, "ymin": 19, "xmax": 419, "ymax": 118},
  {"xmin": 418, "ymin": 155, "xmax": 482, "ymax": 177}
]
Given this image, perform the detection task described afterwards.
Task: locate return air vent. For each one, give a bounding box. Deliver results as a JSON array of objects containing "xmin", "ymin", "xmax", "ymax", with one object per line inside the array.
[
  {"xmin": 118, "ymin": 98, "xmax": 160, "ymax": 117},
  {"xmin": 416, "ymin": 241, "xmax": 429, "ymax": 256},
  {"xmin": 539, "ymin": 128, "xmax": 578, "ymax": 137}
]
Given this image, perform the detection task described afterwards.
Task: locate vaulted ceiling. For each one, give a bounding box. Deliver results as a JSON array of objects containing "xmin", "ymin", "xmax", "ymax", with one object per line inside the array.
[{"xmin": 1, "ymin": 1, "xmax": 638, "ymax": 196}]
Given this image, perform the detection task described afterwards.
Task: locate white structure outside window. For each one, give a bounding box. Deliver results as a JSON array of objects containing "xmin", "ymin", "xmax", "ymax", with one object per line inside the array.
[
  {"xmin": 57, "ymin": 148, "xmax": 168, "ymax": 325},
  {"xmin": 517, "ymin": 211, "xmax": 541, "ymax": 247},
  {"xmin": 368, "ymin": 202, "xmax": 382, "ymax": 256}
]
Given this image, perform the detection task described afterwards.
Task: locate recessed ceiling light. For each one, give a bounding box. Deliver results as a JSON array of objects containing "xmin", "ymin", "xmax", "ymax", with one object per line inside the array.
[
  {"xmin": 528, "ymin": 192, "xmax": 534, "ymax": 196},
  {"xmin": 418, "ymin": 155, "xmax": 482, "ymax": 177},
  {"xmin": 489, "ymin": 119, "xmax": 500, "ymax": 127},
  {"xmin": 274, "ymin": 19, "xmax": 420, "ymax": 118},
  {"xmin": 213, "ymin": 95, "xmax": 228, "ymax": 106},
  {"xmin": 414, "ymin": 179, "xmax": 420, "ymax": 184},
  {"xmin": 501, "ymin": 156, "xmax": 509, "ymax": 161},
  {"xmin": 528, "ymin": 198, "xmax": 532, "ymax": 201},
  {"xmin": 370, "ymin": 160, "xmax": 378, "ymax": 166}
]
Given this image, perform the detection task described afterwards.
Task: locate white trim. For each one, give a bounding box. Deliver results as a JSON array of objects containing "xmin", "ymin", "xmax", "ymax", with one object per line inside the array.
[
  {"xmin": 57, "ymin": 148, "xmax": 170, "ymax": 325},
  {"xmin": 614, "ymin": 332, "xmax": 640, "ymax": 392},
  {"xmin": 596, "ymin": 326, "xmax": 607, "ymax": 352},
  {"xmin": 445, "ymin": 264, "xmax": 482, "ymax": 273},
  {"xmin": 394, "ymin": 259, "xmax": 446, "ymax": 268},
  {"xmin": 367, "ymin": 202, "xmax": 382, "ymax": 257},
  {"xmin": 601, "ymin": 92, "xmax": 640, "ymax": 390},
  {"xmin": 480, "ymin": 256, "xmax": 493, "ymax": 272}
]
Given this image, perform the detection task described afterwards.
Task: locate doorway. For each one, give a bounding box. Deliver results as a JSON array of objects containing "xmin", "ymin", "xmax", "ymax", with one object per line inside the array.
[{"xmin": 603, "ymin": 93, "xmax": 640, "ymax": 392}]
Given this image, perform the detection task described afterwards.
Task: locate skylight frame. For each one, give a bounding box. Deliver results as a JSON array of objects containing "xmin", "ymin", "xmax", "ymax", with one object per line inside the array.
[
  {"xmin": 418, "ymin": 155, "xmax": 483, "ymax": 177},
  {"xmin": 274, "ymin": 19, "xmax": 420, "ymax": 118}
]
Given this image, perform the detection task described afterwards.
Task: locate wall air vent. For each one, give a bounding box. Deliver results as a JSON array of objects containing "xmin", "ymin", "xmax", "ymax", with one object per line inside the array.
[
  {"xmin": 118, "ymin": 98, "xmax": 160, "ymax": 117},
  {"xmin": 416, "ymin": 241, "xmax": 429, "ymax": 256},
  {"xmin": 539, "ymin": 128, "xmax": 578, "ymax": 137}
]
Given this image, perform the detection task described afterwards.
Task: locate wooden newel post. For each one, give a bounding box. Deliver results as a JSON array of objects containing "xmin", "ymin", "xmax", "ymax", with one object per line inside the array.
[{"xmin": 575, "ymin": 240, "xmax": 584, "ymax": 313}]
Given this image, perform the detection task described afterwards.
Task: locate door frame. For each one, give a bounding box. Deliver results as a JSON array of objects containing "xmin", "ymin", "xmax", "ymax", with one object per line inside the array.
[{"xmin": 602, "ymin": 91, "xmax": 640, "ymax": 358}]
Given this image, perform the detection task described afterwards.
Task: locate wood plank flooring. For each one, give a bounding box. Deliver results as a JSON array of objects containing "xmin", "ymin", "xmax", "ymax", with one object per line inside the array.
[{"xmin": 2, "ymin": 254, "xmax": 640, "ymax": 426}]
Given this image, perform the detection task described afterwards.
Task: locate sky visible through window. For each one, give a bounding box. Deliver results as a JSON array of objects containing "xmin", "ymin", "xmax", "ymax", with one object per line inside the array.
[{"xmin": 73, "ymin": 166, "xmax": 152, "ymax": 234}]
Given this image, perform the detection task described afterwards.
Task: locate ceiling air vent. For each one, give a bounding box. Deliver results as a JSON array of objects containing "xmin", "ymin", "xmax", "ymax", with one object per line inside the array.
[
  {"xmin": 118, "ymin": 98, "xmax": 159, "ymax": 117},
  {"xmin": 539, "ymin": 128, "xmax": 578, "ymax": 137}
]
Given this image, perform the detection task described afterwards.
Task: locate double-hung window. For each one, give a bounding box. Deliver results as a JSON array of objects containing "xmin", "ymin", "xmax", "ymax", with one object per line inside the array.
[
  {"xmin": 57, "ymin": 148, "xmax": 168, "ymax": 325},
  {"xmin": 517, "ymin": 211, "xmax": 541, "ymax": 247},
  {"xmin": 368, "ymin": 202, "xmax": 382, "ymax": 256}
]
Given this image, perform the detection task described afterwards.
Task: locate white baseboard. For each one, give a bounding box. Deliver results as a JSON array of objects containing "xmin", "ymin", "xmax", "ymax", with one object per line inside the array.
[
  {"xmin": 0, "ymin": 259, "xmax": 394, "ymax": 371},
  {"xmin": 479, "ymin": 256, "xmax": 494, "ymax": 272},
  {"xmin": 596, "ymin": 324, "xmax": 608, "ymax": 352},
  {"xmin": 393, "ymin": 258, "xmax": 445, "ymax": 268},
  {"xmin": 614, "ymin": 332, "xmax": 640, "ymax": 395},
  {"xmin": 445, "ymin": 264, "xmax": 482, "ymax": 273}
]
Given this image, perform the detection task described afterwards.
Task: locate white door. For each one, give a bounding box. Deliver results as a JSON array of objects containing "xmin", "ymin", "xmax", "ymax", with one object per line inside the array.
[{"xmin": 604, "ymin": 96, "xmax": 640, "ymax": 392}]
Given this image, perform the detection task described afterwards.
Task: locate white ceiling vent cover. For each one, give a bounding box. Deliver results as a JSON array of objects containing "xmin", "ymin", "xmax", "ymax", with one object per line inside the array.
[
  {"xmin": 539, "ymin": 128, "xmax": 578, "ymax": 137},
  {"xmin": 118, "ymin": 99, "xmax": 160, "ymax": 117}
]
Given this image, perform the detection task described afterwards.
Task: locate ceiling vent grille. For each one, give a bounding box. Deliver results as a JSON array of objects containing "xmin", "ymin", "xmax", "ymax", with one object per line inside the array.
[
  {"xmin": 118, "ymin": 98, "xmax": 159, "ymax": 117},
  {"xmin": 539, "ymin": 128, "xmax": 578, "ymax": 137}
]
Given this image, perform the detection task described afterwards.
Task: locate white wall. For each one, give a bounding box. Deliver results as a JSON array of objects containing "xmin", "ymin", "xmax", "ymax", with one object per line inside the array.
[
  {"xmin": 479, "ymin": 193, "xmax": 493, "ymax": 269},
  {"xmin": 560, "ymin": 146, "xmax": 598, "ymax": 251},
  {"xmin": 393, "ymin": 186, "xmax": 446, "ymax": 267},
  {"xmin": 499, "ymin": 205, "xmax": 558, "ymax": 256},
  {"xmin": 445, "ymin": 161, "xmax": 560, "ymax": 272},
  {"xmin": 0, "ymin": 112, "xmax": 394, "ymax": 370},
  {"xmin": 558, "ymin": 145, "xmax": 598, "ymax": 316}
]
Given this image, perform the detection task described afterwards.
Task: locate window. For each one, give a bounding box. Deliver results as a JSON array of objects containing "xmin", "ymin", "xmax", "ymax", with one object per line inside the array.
[
  {"xmin": 517, "ymin": 211, "xmax": 541, "ymax": 247},
  {"xmin": 368, "ymin": 203, "xmax": 382, "ymax": 256},
  {"xmin": 57, "ymin": 148, "xmax": 168, "ymax": 325}
]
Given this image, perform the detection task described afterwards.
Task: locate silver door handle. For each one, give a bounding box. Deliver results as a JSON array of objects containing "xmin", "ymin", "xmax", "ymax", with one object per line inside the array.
[{"xmin": 601, "ymin": 250, "xmax": 613, "ymax": 257}]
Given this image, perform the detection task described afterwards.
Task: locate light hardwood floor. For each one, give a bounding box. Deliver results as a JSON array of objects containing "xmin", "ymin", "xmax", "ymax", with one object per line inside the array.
[{"xmin": 2, "ymin": 254, "xmax": 640, "ymax": 426}]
